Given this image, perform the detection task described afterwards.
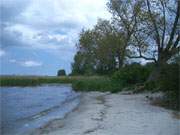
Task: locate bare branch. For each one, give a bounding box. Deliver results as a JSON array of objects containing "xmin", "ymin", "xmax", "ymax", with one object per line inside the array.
[
  {"xmin": 127, "ymin": 54, "xmax": 157, "ymax": 63},
  {"xmin": 127, "ymin": 37, "xmax": 157, "ymax": 63},
  {"xmin": 170, "ymin": 46, "xmax": 180, "ymax": 56},
  {"xmin": 146, "ymin": 0, "xmax": 161, "ymax": 48},
  {"xmin": 160, "ymin": 0, "xmax": 166, "ymax": 50},
  {"xmin": 173, "ymin": 34, "xmax": 180, "ymax": 49},
  {"xmin": 166, "ymin": 1, "xmax": 180, "ymax": 50}
]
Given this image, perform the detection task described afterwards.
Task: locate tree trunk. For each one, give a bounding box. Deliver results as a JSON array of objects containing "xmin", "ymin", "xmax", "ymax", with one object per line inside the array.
[
  {"xmin": 147, "ymin": 66, "xmax": 161, "ymax": 82},
  {"xmin": 117, "ymin": 51, "xmax": 123, "ymax": 69},
  {"xmin": 147, "ymin": 54, "xmax": 168, "ymax": 82}
]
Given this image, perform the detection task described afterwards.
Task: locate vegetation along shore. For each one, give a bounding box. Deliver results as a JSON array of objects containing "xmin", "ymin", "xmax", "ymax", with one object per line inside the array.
[{"xmin": 1, "ymin": 0, "xmax": 179, "ymax": 111}]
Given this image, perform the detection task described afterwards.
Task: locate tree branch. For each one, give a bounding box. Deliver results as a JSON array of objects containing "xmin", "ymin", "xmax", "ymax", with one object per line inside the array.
[
  {"xmin": 127, "ymin": 39, "xmax": 157, "ymax": 63},
  {"xmin": 146, "ymin": 0, "xmax": 161, "ymax": 49},
  {"xmin": 170, "ymin": 46, "xmax": 180, "ymax": 56},
  {"xmin": 127, "ymin": 54, "xmax": 157, "ymax": 63},
  {"xmin": 160, "ymin": 0, "xmax": 166, "ymax": 50},
  {"xmin": 166, "ymin": 1, "xmax": 180, "ymax": 50},
  {"xmin": 173, "ymin": 34, "xmax": 180, "ymax": 49}
]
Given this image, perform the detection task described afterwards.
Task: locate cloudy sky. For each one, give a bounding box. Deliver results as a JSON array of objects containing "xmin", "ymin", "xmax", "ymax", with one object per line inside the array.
[{"xmin": 0, "ymin": 0, "xmax": 111, "ymax": 75}]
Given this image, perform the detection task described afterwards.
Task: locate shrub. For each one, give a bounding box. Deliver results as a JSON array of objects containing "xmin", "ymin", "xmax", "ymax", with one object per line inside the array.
[
  {"xmin": 57, "ymin": 69, "xmax": 66, "ymax": 76},
  {"xmin": 159, "ymin": 64, "xmax": 179, "ymax": 92},
  {"xmin": 144, "ymin": 81, "xmax": 159, "ymax": 91},
  {"xmin": 72, "ymin": 76, "xmax": 121, "ymax": 92},
  {"xmin": 159, "ymin": 64, "xmax": 179, "ymax": 110},
  {"xmin": 112, "ymin": 64, "xmax": 153, "ymax": 87}
]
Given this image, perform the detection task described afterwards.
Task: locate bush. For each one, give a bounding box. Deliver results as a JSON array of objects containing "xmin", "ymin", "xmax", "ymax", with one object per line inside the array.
[
  {"xmin": 57, "ymin": 69, "xmax": 66, "ymax": 76},
  {"xmin": 72, "ymin": 76, "xmax": 121, "ymax": 93},
  {"xmin": 112, "ymin": 63, "xmax": 153, "ymax": 87},
  {"xmin": 159, "ymin": 64, "xmax": 179, "ymax": 110}
]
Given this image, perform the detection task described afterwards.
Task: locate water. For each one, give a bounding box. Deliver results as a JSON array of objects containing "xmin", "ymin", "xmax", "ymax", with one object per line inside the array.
[{"xmin": 0, "ymin": 84, "xmax": 80, "ymax": 135}]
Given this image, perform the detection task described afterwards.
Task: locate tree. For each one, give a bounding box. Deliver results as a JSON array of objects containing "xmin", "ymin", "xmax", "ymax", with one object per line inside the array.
[
  {"xmin": 57, "ymin": 69, "xmax": 66, "ymax": 76},
  {"xmin": 94, "ymin": 19, "xmax": 126, "ymax": 71},
  {"xmin": 93, "ymin": 19, "xmax": 117, "ymax": 73},
  {"xmin": 71, "ymin": 29, "xmax": 96, "ymax": 75},
  {"xmin": 71, "ymin": 19, "xmax": 127, "ymax": 75},
  {"xmin": 108, "ymin": 0, "xmax": 180, "ymax": 80},
  {"xmin": 107, "ymin": 0, "xmax": 143, "ymax": 62},
  {"xmin": 132, "ymin": 0, "xmax": 179, "ymax": 65}
]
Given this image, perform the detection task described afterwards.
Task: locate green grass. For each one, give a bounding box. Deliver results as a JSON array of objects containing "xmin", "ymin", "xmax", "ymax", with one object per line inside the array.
[
  {"xmin": 0, "ymin": 76, "xmax": 78, "ymax": 87},
  {"xmin": 72, "ymin": 76, "xmax": 122, "ymax": 93},
  {"xmin": 0, "ymin": 76, "xmax": 122, "ymax": 93}
]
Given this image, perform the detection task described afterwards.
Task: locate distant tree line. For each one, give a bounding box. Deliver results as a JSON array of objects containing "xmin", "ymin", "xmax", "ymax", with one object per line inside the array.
[{"xmin": 71, "ymin": 0, "xmax": 179, "ymax": 78}]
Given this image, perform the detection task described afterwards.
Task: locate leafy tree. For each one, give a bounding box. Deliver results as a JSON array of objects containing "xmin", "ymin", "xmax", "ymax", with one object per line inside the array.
[
  {"xmin": 93, "ymin": 19, "xmax": 117, "ymax": 73},
  {"xmin": 57, "ymin": 69, "xmax": 66, "ymax": 76},
  {"xmin": 108, "ymin": 0, "xmax": 180, "ymax": 80},
  {"xmin": 71, "ymin": 29, "xmax": 96, "ymax": 75},
  {"xmin": 94, "ymin": 19, "xmax": 126, "ymax": 72},
  {"xmin": 71, "ymin": 19, "xmax": 127, "ymax": 75},
  {"xmin": 107, "ymin": 0, "xmax": 143, "ymax": 60},
  {"xmin": 131, "ymin": 0, "xmax": 179, "ymax": 64}
]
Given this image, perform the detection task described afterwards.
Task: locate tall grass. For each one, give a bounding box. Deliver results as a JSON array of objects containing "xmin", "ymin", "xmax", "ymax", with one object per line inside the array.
[
  {"xmin": 0, "ymin": 76, "xmax": 122, "ymax": 93},
  {"xmin": 0, "ymin": 76, "xmax": 78, "ymax": 87},
  {"xmin": 72, "ymin": 76, "xmax": 122, "ymax": 92}
]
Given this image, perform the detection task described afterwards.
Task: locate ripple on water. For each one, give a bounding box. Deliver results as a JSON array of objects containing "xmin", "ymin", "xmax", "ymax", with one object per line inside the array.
[{"xmin": 1, "ymin": 84, "xmax": 80, "ymax": 135}]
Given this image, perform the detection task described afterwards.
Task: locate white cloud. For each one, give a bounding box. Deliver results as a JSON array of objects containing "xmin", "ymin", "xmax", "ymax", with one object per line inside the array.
[
  {"xmin": 9, "ymin": 59, "xmax": 42, "ymax": 67},
  {"xmin": 0, "ymin": 49, "xmax": 6, "ymax": 57},
  {"xmin": 1, "ymin": 0, "xmax": 111, "ymax": 74},
  {"xmin": 21, "ymin": 0, "xmax": 110, "ymax": 28},
  {"xmin": 21, "ymin": 60, "xmax": 42, "ymax": 67},
  {"xmin": 2, "ymin": 0, "xmax": 111, "ymax": 50}
]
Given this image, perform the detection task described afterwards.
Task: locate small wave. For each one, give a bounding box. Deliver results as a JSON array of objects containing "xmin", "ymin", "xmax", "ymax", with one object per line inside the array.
[
  {"xmin": 17, "ymin": 93, "xmax": 80, "ymax": 122},
  {"xmin": 1, "ymin": 85, "xmax": 80, "ymax": 135}
]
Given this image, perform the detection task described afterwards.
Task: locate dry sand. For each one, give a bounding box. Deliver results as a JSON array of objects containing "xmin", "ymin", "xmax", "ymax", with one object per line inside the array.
[{"xmin": 31, "ymin": 92, "xmax": 180, "ymax": 135}]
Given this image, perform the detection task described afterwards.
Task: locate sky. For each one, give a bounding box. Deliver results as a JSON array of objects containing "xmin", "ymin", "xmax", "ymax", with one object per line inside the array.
[{"xmin": 0, "ymin": 0, "xmax": 111, "ymax": 76}]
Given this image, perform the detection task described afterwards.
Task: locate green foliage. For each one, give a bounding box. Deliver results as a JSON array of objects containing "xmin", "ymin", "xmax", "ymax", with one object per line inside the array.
[
  {"xmin": 72, "ymin": 76, "xmax": 121, "ymax": 93},
  {"xmin": 71, "ymin": 29, "xmax": 96, "ymax": 75},
  {"xmin": 57, "ymin": 69, "xmax": 66, "ymax": 76},
  {"xmin": 112, "ymin": 63, "xmax": 153, "ymax": 87},
  {"xmin": 71, "ymin": 52, "xmax": 95, "ymax": 75},
  {"xmin": 71, "ymin": 19, "xmax": 126, "ymax": 75},
  {"xmin": 144, "ymin": 81, "xmax": 159, "ymax": 91},
  {"xmin": 0, "ymin": 76, "xmax": 121, "ymax": 93},
  {"xmin": 0, "ymin": 77, "xmax": 40, "ymax": 86},
  {"xmin": 159, "ymin": 64, "xmax": 179, "ymax": 110},
  {"xmin": 0, "ymin": 76, "xmax": 79, "ymax": 87},
  {"xmin": 144, "ymin": 63, "xmax": 179, "ymax": 110},
  {"xmin": 159, "ymin": 64, "xmax": 179, "ymax": 92},
  {"xmin": 107, "ymin": 0, "xmax": 179, "ymax": 67}
]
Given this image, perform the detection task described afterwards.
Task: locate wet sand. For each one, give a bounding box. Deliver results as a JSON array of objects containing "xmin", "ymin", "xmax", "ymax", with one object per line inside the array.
[{"xmin": 31, "ymin": 92, "xmax": 180, "ymax": 135}]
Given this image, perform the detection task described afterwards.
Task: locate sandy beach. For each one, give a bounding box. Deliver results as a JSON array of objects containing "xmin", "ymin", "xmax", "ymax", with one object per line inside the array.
[{"xmin": 31, "ymin": 92, "xmax": 180, "ymax": 135}]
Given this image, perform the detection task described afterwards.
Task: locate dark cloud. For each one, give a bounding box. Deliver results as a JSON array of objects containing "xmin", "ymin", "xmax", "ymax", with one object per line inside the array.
[
  {"xmin": 0, "ymin": 0, "xmax": 31, "ymax": 22},
  {"xmin": 0, "ymin": 29, "xmax": 24, "ymax": 48},
  {"xmin": 0, "ymin": 0, "xmax": 110, "ymax": 75},
  {"xmin": 0, "ymin": 0, "xmax": 32, "ymax": 49}
]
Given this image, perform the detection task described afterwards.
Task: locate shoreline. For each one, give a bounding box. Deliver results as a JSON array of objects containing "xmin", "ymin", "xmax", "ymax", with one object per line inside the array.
[
  {"xmin": 30, "ymin": 92, "xmax": 179, "ymax": 135},
  {"xmin": 1, "ymin": 85, "xmax": 80, "ymax": 135}
]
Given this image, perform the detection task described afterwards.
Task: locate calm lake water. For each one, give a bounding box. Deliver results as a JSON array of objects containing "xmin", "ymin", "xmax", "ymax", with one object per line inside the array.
[{"xmin": 0, "ymin": 84, "xmax": 80, "ymax": 135}]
